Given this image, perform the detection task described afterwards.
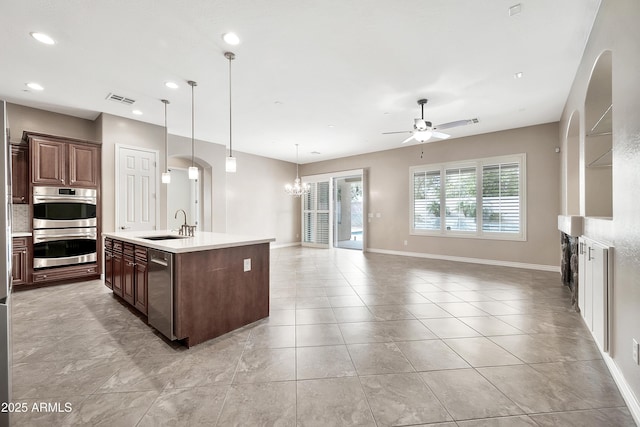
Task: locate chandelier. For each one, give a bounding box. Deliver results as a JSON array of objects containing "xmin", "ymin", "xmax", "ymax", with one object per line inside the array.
[{"xmin": 285, "ymin": 144, "xmax": 310, "ymax": 197}]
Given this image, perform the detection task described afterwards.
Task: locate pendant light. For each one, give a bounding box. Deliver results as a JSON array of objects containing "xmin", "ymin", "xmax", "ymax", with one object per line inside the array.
[
  {"xmin": 187, "ymin": 80, "xmax": 198, "ymax": 180},
  {"xmin": 161, "ymin": 99, "xmax": 171, "ymax": 184},
  {"xmin": 285, "ymin": 144, "xmax": 310, "ymax": 197},
  {"xmin": 225, "ymin": 51, "xmax": 237, "ymax": 173}
]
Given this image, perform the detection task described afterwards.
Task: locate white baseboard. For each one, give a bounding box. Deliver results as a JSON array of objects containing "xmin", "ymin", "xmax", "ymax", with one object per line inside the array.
[
  {"xmin": 270, "ymin": 242, "xmax": 301, "ymax": 249},
  {"xmin": 366, "ymin": 248, "xmax": 560, "ymax": 272},
  {"xmin": 603, "ymin": 349, "xmax": 640, "ymax": 424}
]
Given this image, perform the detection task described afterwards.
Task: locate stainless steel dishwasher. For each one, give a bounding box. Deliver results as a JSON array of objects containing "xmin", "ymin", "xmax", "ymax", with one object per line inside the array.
[{"xmin": 147, "ymin": 248, "xmax": 176, "ymax": 340}]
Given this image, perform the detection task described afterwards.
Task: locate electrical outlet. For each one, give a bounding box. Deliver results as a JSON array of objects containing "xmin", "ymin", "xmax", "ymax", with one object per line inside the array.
[
  {"xmin": 403, "ymin": 240, "xmax": 408, "ymax": 246},
  {"xmin": 243, "ymin": 258, "xmax": 251, "ymax": 272},
  {"xmin": 633, "ymin": 339, "xmax": 639, "ymax": 365}
]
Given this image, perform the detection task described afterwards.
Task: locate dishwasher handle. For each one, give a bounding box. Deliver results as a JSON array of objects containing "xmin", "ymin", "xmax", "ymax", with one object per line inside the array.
[{"xmin": 150, "ymin": 257, "xmax": 169, "ymax": 267}]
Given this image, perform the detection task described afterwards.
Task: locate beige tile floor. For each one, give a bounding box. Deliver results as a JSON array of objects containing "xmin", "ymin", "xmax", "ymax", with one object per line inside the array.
[{"xmin": 9, "ymin": 247, "xmax": 637, "ymax": 426}]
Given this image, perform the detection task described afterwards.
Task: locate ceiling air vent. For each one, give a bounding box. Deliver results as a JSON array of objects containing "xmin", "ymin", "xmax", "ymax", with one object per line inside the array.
[{"xmin": 106, "ymin": 93, "xmax": 136, "ymax": 105}]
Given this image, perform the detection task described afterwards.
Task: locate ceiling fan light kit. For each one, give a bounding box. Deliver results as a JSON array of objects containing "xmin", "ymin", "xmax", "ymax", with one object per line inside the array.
[{"xmin": 383, "ymin": 98, "xmax": 477, "ymax": 144}]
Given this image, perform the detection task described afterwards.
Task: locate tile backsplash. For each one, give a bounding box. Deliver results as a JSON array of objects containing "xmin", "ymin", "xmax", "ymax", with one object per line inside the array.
[{"xmin": 12, "ymin": 204, "xmax": 30, "ymax": 232}]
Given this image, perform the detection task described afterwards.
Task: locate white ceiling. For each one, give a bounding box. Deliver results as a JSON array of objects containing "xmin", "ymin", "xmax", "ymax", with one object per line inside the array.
[{"xmin": 0, "ymin": 0, "xmax": 601, "ymax": 164}]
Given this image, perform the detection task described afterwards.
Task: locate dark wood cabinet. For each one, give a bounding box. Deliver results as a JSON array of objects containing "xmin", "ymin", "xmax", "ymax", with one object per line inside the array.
[
  {"xmin": 11, "ymin": 237, "xmax": 30, "ymax": 286},
  {"xmin": 104, "ymin": 238, "xmax": 113, "ymax": 290},
  {"xmin": 31, "ymin": 137, "xmax": 66, "ymax": 185},
  {"xmin": 122, "ymin": 243, "xmax": 136, "ymax": 305},
  {"xmin": 107, "ymin": 239, "xmax": 148, "ymax": 315},
  {"xmin": 28, "ymin": 134, "xmax": 100, "ymax": 188},
  {"xmin": 133, "ymin": 246, "xmax": 148, "ymax": 315},
  {"xmin": 68, "ymin": 143, "xmax": 99, "ymax": 187},
  {"xmin": 31, "ymin": 263, "xmax": 98, "ymax": 284},
  {"xmin": 112, "ymin": 249, "xmax": 123, "ymax": 297},
  {"xmin": 10, "ymin": 144, "xmax": 29, "ymax": 204}
]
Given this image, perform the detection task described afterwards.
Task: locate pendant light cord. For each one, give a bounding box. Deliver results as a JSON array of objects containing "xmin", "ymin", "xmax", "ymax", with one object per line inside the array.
[
  {"xmin": 229, "ymin": 54, "xmax": 233, "ymax": 157},
  {"xmin": 225, "ymin": 52, "xmax": 236, "ymax": 158},
  {"xmin": 296, "ymin": 144, "xmax": 300, "ymax": 179},
  {"xmin": 191, "ymin": 82, "xmax": 195, "ymax": 168}
]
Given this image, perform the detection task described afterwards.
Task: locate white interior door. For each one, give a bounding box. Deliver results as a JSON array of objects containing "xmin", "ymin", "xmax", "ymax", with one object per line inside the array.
[{"xmin": 117, "ymin": 146, "xmax": 158, "ymax": 232}]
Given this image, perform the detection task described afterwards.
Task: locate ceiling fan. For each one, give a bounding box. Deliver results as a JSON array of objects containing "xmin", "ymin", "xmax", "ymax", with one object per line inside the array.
[{"xmin": 383, "ymin": 99, "xmax": 479, "ymax": 144}]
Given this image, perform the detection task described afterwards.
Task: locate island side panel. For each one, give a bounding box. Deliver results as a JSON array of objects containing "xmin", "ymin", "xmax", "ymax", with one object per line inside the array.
[{"xmin": 174, "ymin": 243, "xmax": 270, "ymax": 347}]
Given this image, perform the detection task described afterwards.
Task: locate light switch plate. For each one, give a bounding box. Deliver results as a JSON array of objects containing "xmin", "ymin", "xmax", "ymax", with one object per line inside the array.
[{"xmin": 243, "ymin": 258, "xmax": 251, "ymax": 272}]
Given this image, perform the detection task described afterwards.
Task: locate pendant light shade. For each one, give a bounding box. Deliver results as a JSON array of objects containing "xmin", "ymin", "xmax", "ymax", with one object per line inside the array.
[
  {"xmin": 188, "ymin": 80, "xmax": 198, "ymax": 180},
  {"xmin": 285, "ymin": 144, "xmax": 310, "ymax": 197},
  {"xmin": 225, "ymin": 51, "xmax": 236, "ymax": 173},
  {"xmin": 225, "ymin": 156, "xmax": 236, "ymax": 173},
  {"xmin": 161, "ymin": 99, "xmax": 171, "ymax": 184}
]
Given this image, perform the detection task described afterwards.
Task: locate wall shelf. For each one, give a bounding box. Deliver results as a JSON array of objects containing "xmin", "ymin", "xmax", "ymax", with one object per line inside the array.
[{"xmin": 588, "ymin": 148, "xmax": 612, "ymax": 168}]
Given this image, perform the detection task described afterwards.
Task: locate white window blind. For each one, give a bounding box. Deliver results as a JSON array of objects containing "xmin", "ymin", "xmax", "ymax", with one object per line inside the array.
[
  {"xmin": 302, "ymin": 181, "xmax": 330, "ymax": 246},
  {"xmin": 482, "ymin": 163, "xmax": 520, "ymax": 233},
  {"xmin": 409, "ymin": 154, "xmax": 525, "ymax": 240},
  {"xmin": 445, "ymin": 167, "xmax": 477, "ymax": 232},
  {"xmin": 413, "ymin": 170, "xmax": 441, "ymax": 231}
]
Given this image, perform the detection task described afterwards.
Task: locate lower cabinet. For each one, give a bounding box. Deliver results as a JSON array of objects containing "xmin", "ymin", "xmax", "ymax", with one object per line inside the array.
[
  {"xmin": 122, "ymin": 244, "xmax": 135, "ymax": 305},
  {"xmin": 578, "ymin": 236, "xmax": 611, "ymax": 352},
  {"xmin": 105, "ymin": 238, "xmax": 148, "ymax": 315},
  {"xmin": 12, "ymin": 237, "xmax": 31, "ymax": 286},
  {"xmin": 134, "ymin": 249, "xmax": 148, "ymax": 315}
]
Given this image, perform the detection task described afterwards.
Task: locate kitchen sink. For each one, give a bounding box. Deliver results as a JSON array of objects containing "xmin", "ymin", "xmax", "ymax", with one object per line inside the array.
[{"xmin": 140, "ymin": 235, "xmax": 188, "ymax": 241}]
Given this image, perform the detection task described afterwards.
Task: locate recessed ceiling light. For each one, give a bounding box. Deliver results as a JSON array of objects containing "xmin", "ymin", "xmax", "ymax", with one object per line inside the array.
[
  {"xmin": 274, "ymin": 101, "xmax": 283, "ymax": 105},
  {"xmin": 26, "ymin": 82, "xmax": 44, "ymax": 91},
  {"xmin": 165, "ymin": 81, "xmax": 179, "ymax": 89},
  {"xmin": 132, "ymin": 110, "xmax": 143, "ymax": 115},
  {"xmin": 509, "ymin": 4, "xmax": 522, "ymax": 16},
  {"xmin": 30, "ymin": 32, "xmax": 55, "ymax": 45},
  {"xmin": 222, "ymin": 32, "xmax": 240, "ymax": 45},
  {"xmin": 514, "ymin": 72, "xmax": 523, "ymax": 79},
  {"xmin": 328, "ymin": 124, "xmax": 335, "ymax": 128}
]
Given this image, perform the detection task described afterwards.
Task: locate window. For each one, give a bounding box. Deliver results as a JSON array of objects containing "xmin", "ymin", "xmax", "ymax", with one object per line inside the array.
[{"xmin": 410, "ymin": 154, "xmax": 526, "ymax": 240}]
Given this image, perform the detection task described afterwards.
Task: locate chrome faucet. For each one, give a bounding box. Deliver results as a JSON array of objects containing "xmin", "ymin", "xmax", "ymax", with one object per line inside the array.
[{"xmin": 174, "ymin": 209, "xmax": 195, "ymax": 236}]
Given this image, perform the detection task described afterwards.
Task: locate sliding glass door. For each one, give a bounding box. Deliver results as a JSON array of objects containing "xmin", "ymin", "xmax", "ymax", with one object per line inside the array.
[
  {"xmin": 333, "ymin": 175, "xmax": 363, "ymax": 250},
  {"xmin": 302, "ymin": 169, "xmax": 365, "ymax": 251}
]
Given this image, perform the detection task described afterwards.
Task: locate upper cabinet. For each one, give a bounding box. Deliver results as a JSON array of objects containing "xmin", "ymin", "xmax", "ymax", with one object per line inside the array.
[
  {"xmin": 27, "ymin": 133, "xmax": 101, "ymax": 188},
  {"xmin": 68, "ymin": 143, "xmax": 99, "ymax": 187},
  {"xmin": 10, "ymin": 143, "xmax": 29, "ymax": 204}
]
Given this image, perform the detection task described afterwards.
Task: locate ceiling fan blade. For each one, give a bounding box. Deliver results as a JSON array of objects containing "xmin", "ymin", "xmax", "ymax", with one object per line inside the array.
[
  {"xmin": 434, "ymin": 118, "xmax": 479, "ymax": 130},
  {"xmin": 431, "ymin": 131, "xmax": 451, "ymax": 139},
  {"xmin": 382, "ymin": 130, "xmax": 413, "ymax": 135},
  {"xmin": 401, "ymin": 135, "xmax": 416, "ymax": 144}
]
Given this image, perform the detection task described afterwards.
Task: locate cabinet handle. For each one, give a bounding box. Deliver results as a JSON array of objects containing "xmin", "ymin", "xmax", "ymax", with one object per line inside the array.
[
  {"xmin": 42, "ymin": 275, "xmax": 47, "ymax": 278},
  {"xmin": 588, "ymin": 246, "xmax": 594, "ymax": 261}
]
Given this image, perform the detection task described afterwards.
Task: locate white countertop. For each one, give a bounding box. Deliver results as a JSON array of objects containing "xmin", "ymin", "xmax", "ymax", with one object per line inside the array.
[{"xmin": 102, "ymin": 230, "xmax": 275, "ymax": 254}]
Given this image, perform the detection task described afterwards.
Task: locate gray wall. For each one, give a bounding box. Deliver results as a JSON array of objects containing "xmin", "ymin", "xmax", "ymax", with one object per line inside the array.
[
  {"xmin": 558, "ymin": 0, "xmax": 640, "ymax": 409},
  {"xmin": 301, "ymin": 122, "xmax": 561, "ymax": 268}
]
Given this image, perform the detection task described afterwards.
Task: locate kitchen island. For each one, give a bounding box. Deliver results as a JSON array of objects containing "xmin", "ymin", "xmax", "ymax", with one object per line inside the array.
[{"xmin": 102, "ymin": 230, "xmax": 275, "ymax": 347}]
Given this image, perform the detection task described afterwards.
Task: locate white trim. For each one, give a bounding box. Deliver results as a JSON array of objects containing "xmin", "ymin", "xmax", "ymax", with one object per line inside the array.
[
  {"xmin": 115, "ymin": 144, "xmax": 160, "ymax": 232},
  {"xmin": 366, "ymin": 247, "xmax": 559, "ymax": 272},
  {"xmin": 602, "ymin": 348, "xmax": 640, "ymax": 425},
  {"xmin": 578, "ymin": 312, "xmax": 640, "ymax": 426},
  {"xmin": 270, "ymin": 242, "xmax": 301, "ymax": 249}
]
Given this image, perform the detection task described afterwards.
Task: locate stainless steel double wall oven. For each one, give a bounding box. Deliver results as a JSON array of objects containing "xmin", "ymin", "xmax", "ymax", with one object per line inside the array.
[{"xmin": 32, "ymin": 186, "xmax": 98, "ymax": 269}]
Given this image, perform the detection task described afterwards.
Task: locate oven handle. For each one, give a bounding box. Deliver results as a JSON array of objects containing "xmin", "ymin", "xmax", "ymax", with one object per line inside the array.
[
  {"xmin": 33, "ymin": 233, "xmax": 97, "ymax": 243},
  {"xmin": 33, "ymin": 195, "xmax": 97, "ymax": 205}
]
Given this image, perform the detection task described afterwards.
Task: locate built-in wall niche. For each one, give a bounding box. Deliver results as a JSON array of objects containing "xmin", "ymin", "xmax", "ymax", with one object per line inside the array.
[{"xmin": 584, "ymin": 51, "xmax": 612, "ymax": 218}]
